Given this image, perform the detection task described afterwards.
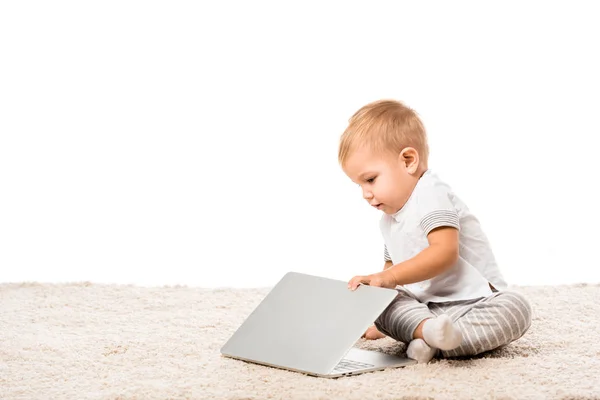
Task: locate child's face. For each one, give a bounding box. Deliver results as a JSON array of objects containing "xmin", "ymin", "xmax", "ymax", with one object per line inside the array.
[{"xmin": 343, "ymin": 146, "xmax": 420, "ymax": 215}]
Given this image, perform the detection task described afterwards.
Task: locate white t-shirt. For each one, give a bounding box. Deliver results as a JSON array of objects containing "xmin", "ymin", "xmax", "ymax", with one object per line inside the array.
[{"xmin": 381, "ymin": 169, "xmax": 507, "ymax": 304}]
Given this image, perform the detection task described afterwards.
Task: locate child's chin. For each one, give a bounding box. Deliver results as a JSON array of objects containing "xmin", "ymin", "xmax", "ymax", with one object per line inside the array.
[{"xmin": 382, "ymin": 206, "xmax": 399, "ymax": 215}]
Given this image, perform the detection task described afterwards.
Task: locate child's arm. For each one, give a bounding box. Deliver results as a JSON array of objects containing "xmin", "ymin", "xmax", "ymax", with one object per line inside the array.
[
  {"xmin": 387, "ymin": 226, "xmax": 459, "ymax": 286},
  {"xmin": 348, "ymin": 227, "xmax": 458, "ymax": 290}
]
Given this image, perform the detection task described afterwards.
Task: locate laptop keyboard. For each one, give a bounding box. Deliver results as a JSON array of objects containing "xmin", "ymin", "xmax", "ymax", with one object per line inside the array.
[{"xmin": 332, "ymin": 359, "xmax": 375, "ymax": 373}]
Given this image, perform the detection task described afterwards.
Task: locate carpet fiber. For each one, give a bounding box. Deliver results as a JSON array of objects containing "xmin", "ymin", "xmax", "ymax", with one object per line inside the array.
[{"xmin": 1, "ymin": 282, "xmax": 599, "ymax": 399}]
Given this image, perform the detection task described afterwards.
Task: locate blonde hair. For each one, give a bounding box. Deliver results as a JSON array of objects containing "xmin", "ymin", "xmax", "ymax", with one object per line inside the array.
[{"xmin": 338, "ymin": 99, "xmax": 429, "ymax": 168}]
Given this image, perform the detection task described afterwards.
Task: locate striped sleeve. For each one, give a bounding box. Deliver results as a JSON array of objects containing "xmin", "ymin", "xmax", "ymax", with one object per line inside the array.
[
  {"xmin": 383, "ymin": 245, "xmax": 392, "ymax": 262},
  {"xmin": 420, "ymin": 209, "xmax": 460, "ymax": 235}
]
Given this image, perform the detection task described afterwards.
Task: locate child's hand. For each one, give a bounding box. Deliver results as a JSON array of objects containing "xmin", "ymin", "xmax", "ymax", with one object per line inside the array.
[{"xmin": 348, "ymin": 270, "xmax": 396, "ymax": 291}]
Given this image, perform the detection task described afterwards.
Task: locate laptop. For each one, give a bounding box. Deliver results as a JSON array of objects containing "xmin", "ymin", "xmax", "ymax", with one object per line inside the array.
[{"xmin": 220, "ymin": 271, "xmax": 417, "ymax": 378}]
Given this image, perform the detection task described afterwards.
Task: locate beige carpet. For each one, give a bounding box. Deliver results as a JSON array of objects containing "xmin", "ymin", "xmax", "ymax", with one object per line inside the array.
[{"xmin": 1, "ymin": 282, "xmax": 599, "ymax": 400}]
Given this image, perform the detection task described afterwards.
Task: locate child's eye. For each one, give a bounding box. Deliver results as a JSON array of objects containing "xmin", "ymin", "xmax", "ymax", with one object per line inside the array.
[{"xmin": 366, "ymin": 177, "xmax": 376, "ymax": 183}]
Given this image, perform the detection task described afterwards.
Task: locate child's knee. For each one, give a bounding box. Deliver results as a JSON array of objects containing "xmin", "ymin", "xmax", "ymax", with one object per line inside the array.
[{"xmin": 502, "ymin": 291, "xmax": 533, "ymax": 336}]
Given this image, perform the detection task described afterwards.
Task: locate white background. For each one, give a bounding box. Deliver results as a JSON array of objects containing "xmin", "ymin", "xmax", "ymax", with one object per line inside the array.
[{"xmin": 1, "ymin": 2, "xmax": 599, "ymax": 288}]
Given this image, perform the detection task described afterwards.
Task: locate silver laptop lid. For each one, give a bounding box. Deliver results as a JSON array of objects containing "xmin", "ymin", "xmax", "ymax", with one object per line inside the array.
[{"xmin": 220, "ymin": 271, "xmax": 399, "ymax": 375}]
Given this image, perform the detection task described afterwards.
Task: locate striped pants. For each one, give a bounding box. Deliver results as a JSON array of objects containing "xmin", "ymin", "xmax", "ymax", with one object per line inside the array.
[{"xmin": 373, "ymin": 287, "xmax": 533, "ymax": 358}]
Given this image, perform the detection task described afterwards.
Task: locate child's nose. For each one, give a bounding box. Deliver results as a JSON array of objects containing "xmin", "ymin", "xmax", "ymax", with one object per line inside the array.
[{"xmin": 362, "ymin": 188, "xmax": 373, "ymax": 199}]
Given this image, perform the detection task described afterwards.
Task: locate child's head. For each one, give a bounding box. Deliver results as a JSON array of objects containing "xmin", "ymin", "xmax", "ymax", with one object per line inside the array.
[{"xmin": 339, "ymin": 99, "xmax": 429, "ymax": 214}]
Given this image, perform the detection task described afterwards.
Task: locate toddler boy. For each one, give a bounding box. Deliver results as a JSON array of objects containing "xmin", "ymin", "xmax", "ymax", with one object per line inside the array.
[{"xmin": 340, "ymin": 100, "xmax": 532, "ymax": 363}]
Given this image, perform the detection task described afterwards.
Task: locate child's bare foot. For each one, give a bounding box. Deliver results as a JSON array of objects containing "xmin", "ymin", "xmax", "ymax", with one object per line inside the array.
[{"xmin": 362, "ymin": 325, "xmax": 386, "ymax": 340}]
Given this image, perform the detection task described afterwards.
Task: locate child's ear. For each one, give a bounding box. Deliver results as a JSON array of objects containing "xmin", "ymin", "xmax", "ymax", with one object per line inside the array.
[{"xmin": 399, "ymin": 147, "xmax": 419, "ymax": 173}]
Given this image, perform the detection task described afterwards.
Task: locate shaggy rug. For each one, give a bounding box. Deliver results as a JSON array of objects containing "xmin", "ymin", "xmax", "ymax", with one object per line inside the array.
[{"xmin": 0, "ymin": 282, "xmax": 599, "ymax": 400}]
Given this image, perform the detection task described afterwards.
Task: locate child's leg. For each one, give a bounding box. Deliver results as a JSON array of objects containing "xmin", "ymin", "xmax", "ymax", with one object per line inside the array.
[
  {"xmin": 430, "ymin": 291, "xmax": 532, "ymax": 358},
  {"xmin": 373, "ymin": 287, "xmax": 435, "ymax": 343},
  {"xmin": 374, "ymin": 287, "xmax": 472, "ymax": 363}
]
